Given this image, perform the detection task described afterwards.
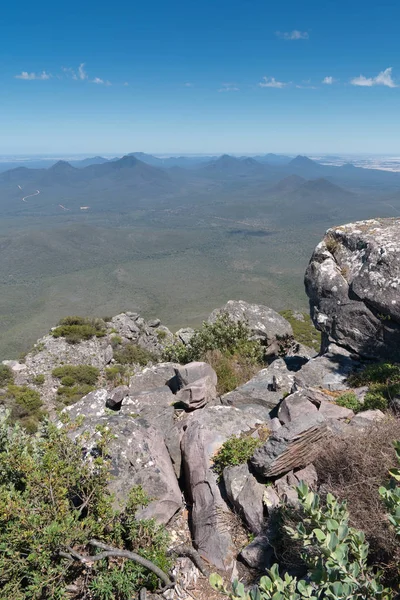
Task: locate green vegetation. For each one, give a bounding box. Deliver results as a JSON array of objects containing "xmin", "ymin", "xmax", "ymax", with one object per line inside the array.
[
  {"xmin": 0, "ymin": 364, "xmax": 13, "ymax": 387},
  {"xmin": 51, "ymin": 316, "xmax": 107, "ymax": 344},
  {"xmin": 105, "ymin": 364, "xmax": 130, "ymax": 386},
  {"xmin": 211, "ymin": 482, "xmax": 391, "ymax": 599},
  {"xmin": 52, "ymin": 364, "xmax": 100, "ymax": 386},
  {"xmin": 0, "ymin": 385, "xmax": 45, "ymax": 432},
  {"xmin": 324, "ymin": 233, "xmax": 340, "ymax": 255},
  {"xmin": 348, "ymin": 362, "xmax": 400, "ymax": 412},
  {"xmin": 212, "ymin": 433, "xmax": 263, "ymax": 479},
  {"xmin": 336, "ymin": 391, "xmax": 361, "ymax": 413},
  {"xmin": 156, "ymin": 329, "xmax": 167, "ymax": 341},
  {"xmin": 114, "ymin": 343, "xmax": 157, "ymax": 366},
  {"xmin": 32, "ymin": 373, "xmax": 45, "ymax": 385},
  {"xmin": 110, "ymin": 334, "xmax": 122, "ymax": 348},
  {"xmin": 279, "ymin": 309, "xmax": 321, "ymax": 352},
  {"xmin": 0, "ymin": 416, "xmax": 171, "ymax": 599},
  {"xmin": 379, "ymin": 441, "xmax": 400, "ymax": 538},
  {"xmin": 164, "ymin": 313, "xmax": 265, "ymax": 393}
]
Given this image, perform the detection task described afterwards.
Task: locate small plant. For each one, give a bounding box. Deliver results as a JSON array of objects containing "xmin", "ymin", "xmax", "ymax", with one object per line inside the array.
[
  {"xmin": 52, "ymin": 364, "xmax": 100, "ymax": 386},
  {"xmin": 279, "ymin": 310, "xmax": 321, "ymax": 352},
  {"xmin": 0, "ymin": 364, "xmax": 13, "ymax": 387},
  {"xmin": 211, "ymin": 483, "xmax": 391, "ymax": 599},
  {"xmin": 363, "ymin": 388, "xmax": 389, "ymax": 411},
  {"xmin": 379, "ymin": 441, "xmax": 400, "ymax": 537},
  {"xmin": 156, "ymin": 329, "xmax": 167, "ymax": 341},
  {"xmin": 33, "ymin": 374, "xmax": 45, "ymax": 385},
  {"xmin": 56, "ymin": 383, "xmax": 95, "ymax": 406},
  {"xmin": 213, "ymin": 433, "xmax": 263, "ymax": 479},
  {"xmin": 336, "ymin": 391, "xmax": 361, "ymax": 413},
  {"xmin": 0, "ymin": 384, "xmax": 46, "ymax": 432},
  {"xmin": 52, "ymin": 316, "xmax": 107, "ymax": 344},
  {"xmin": 325, "ymin": 234, "xmax": 340, "ymax": 255},
  {"xmin": 114, "ymin": 344, "xmax": 157, "ymax": 366},
  {"xmin": 110, "ymin": 334, "xmax": 122, "ymax": 348},
  {"xmin": 105, "ymin": 364, "xmax": 130, "ymax": 386},
  {"xmin": 348, "ymin": 362, "xmax": 400, "ymax": 412}
]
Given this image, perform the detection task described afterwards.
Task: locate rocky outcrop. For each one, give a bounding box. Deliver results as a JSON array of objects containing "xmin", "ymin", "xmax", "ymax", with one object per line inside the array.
[
  {"xmin": 305, "ymin": 218, "xmax": 400, "ymax": 360},
  {"xmin": 208, "ymin": 300, "xmax": 294, "ymax": 357}
]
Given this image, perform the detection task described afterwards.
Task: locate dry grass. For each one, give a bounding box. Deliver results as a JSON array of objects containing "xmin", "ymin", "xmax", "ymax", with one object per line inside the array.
[
  {"xmin": 315, "ymin": 417, "xmax": 400, "ymax": 581},
  {"xmin": 204, "ymin": 350, "xmax": 260, "ymax": 396}
]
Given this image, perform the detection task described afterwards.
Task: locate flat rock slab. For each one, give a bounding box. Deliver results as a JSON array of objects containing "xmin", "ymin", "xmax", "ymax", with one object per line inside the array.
[
  {"xmin": 128, "ymin": 363, "xmax": 180, "ymax": 395},
  {"xmin": 294, "ymin": 351, "xmax": 357, "ymax": 391},
  {"xmin": 67, "ymin": 414, "xmax": 182, "ymax": 524}
]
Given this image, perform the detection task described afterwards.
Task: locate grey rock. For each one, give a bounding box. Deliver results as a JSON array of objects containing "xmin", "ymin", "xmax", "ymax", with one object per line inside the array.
[
  {"xmin": 62, "ymin": 388, "xmax": 108, "ymax": 421},
  {"xmin": 305, "ymin": 219, "xmax": 400, "ymax": 361},
  {"xmin": 270, "ymin": 417, "xmax": 282, "ymax": 432},
  {"xmin": 176, "ymin": 327, "xmax": 195, "ymax": 345},
  {"xmin": 278, "ymin": 392, "xmax": 318, "ymax": 425},
  {"xmin": 174, "ymin": 362, "xmax": 218, "ymax": 389},
  {"xmin": 263, "ymin": 486, "xmax": 280, "ymax": 513},
  {"xmin": 68, "ymin": 414, "xmax": 182, "ymax": 524},
  {"xmin": 129, "ymin": 363, "xmax": 180, "ymax": 394},
  {"xmin": 294, "ymin": 463, "xmax": 318, "ymax": 488},
  {"xmin": 223, "ymin": 464, "xmax": 265, "ymax": 534},
  {"xmin": 104, "ymin": 344, "xmax": 113, "ymax": 364},
  {"xmin": 251, "ymin": 413, "xmax": 327, "ymax": 478},
  {"xmin": 181, "ymin": 406, "xmax": 264, "ymax": 570},
  {"xmin": 208, "ymin": 300, "xmax": 294, "ymax": 357},
  {"xmin": 274, "ymin": 473, "xmax": 300, "ymax": 507},
  {"xmin": 175, "ymin": 375, "xmax": 217, "ymax": 411},
  {"xmin": 240, "ymin": 533, "xmax": 275, "ymax": 570},
  {"xmin": 294, "ymin": 350, "xmax": 358, "ymax": 391},
  {"xmin": 222, "ymin": 360, "xmax": 294, "ymax": 414},
  {"xmin": 148, "ymin": 318, "xmax": 161, "ymax": 328},
  {"xmin": 106, "ymin": 385, "xmax": 129, "ymax": 409},
  {"xmin": 318, "ymin": 399, "xmax": 354, "ymax": 420},
  {"xmin": 350, "ymin": 409, "xmax": 386, "ymax": 429}
]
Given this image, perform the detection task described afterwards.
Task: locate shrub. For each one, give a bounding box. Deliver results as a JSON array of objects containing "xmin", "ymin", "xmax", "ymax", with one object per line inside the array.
[
  {"xmin": 114, "ymin": 344, "xmax": 157, "ymax": 366},
  {"xmin": 164, "ymin": 313, "xmax": 265, "ymax": 367},
  {"xmin": 56, "ymin": 383, "xmax": 95, "ymax": 406},
  {"xmin": 336, "ymin": 391, "xmax": 361, "ymax": 413},
  {"xmin": 379, "ymin": 441, "xmax": 400, "ymax": 538},
  {"xmin": 205, "ymin": 349, "xmax": 259, "ymax": 395},
  {"xmin": 348, "ymin": 362, "xmax": 400, "ymax": 412},
  {"xmin": 364, "ymin": 388, "xmax": 389, "ymax": 411},
  {"xmin": 0, "ymin": 364, "xmax": 13, "ymax": 387},
  {"xmin": 213, "ymin": 433, "xmax": 263, "ymax": 479},
  {"xmin": 33, "ymin": 374, "xmax": 45, "ymax": 385},
  {"xmin": 156, "ymin": 329, "xmax": 167, "ymax": 341},
  {"xmin": 0, "ymin": 417, "xmax": 171, "ymax": 599},
  {"xmin": 110, "ymin": 334, "xmax": 122, "ymax": 348},
  {"xmin": 0, "ymin": 385, "xmax": 45, "ymax": 432},
  {"xmin": 52, "ymin": 364, "xmax": 100, "ymax": 386},
  {"xmin": 324, "ymin": 234, "xmax": 340, "ymax": 254},
  {"xmin": 105, "ymin": 364, "xmax": 130, "ymax": 386},
  {"xmin": 211, "ymin": 482, "xmax": 391, "ymax": 599},
  {"xmin": 279, "ymin": 310, "xmax": 321, "ymax": 352},
  {"xmin": 52, "ymin": 316, "xmax": 107, "ymax": 344},
  {"xmin": 315, "ymin": 418, "xmax": 400, "ymax": 582}
]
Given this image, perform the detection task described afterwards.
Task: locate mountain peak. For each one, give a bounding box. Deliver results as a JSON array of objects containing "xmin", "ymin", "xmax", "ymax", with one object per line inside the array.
[
  {"xmin": 49, "ymin": 160, "xmax": 75, "ymax": 172},
  {"xmin": 289, "ymin": 155, "xmax": 318, "ymax": 167}
]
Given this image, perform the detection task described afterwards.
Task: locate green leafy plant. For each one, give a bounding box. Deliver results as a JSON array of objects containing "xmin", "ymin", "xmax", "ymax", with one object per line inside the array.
[
  {"xmin": 0, "ymin": 364, "xmax": 14, "ymax": 387},
  {"xmin": 52, "ymin": 364, "xmax": 100, "ymax": 386},
  {"xmin": 0, "ymin": 415, "xmax": 171, "ymax": 599},
  {"xmin": 379, "ymin": 441, "xmax": 400, "ymax": 537},
  {"xmin": 52, "ymin": 316, "xmax": 107, "ymax": 344},
  {"xmin": 0, "ymin": 385, "xmax": 46, "ymax": 432},
  {"xmin": 279, "ymin": 310, "xmax": 321, "ymax": 352},
  {"xmin": 211, "ymin": 482, "xmax": 391, "ymax": 599},
  {"xmin": 32, "ymin": 374, "xmax": 45, "ymax": 385},
  {"xmin": 336, "ymin": 391, "xmax": 361, "ymax": 413},
  {"xmin": 213, "ymin": 433, "xmax": 263, "ymax": 479},
  {"xmin": 347, "ymin": 362, "xmax": 400, "ymax": 413},
  {"xmin": 114, "ymin": 344, "xmax": 157, "ymax": 366},
  {"xmin": 105, "ymin": 364, "xmax": 130, "ymax": 386}
]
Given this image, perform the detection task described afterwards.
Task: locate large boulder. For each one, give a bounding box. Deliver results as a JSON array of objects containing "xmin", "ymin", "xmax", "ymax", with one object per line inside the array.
[
  {"xmin": 294, "ymin": 345, "xmax": 358, "ymax": 392},
  {"xmin": 223, "ymin": 464, "xmax": 265, "ymax": 534},
  {"xmin": 305, "ymin": 219, "xmax": 400, "ymax": 360},
  {"xmin": 208, "ymin": 300, "xmax": 293, "ymax": 357},
  {"xmin": 181, "ymin": 406, "xmax": 263, "ymax": 570},
  {"xmin": 67, "ymin": 414, "xmax": 182, "ymax": 524}
]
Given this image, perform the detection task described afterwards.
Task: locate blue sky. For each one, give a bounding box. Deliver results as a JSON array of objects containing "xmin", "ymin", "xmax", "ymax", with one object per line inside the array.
[{"xmin": 1, "ymin": 0, "xmax": 400, "ymax": 155}]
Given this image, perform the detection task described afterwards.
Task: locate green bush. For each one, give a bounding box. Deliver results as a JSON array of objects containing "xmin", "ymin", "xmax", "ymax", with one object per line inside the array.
[
  {"xmin": 0, "ymin": 364, "xmax": 13, "ymax": 387},
  {"xmin": 347, "ymin": 362, "xmax": 400, "ymax": 412},
  {"xmin": 0, "ymin": 417, "xmax": 171, "ymax": 599},
  {"xmin": 336, "ymin": 391, "xmax": 361, "ymax": 413},
  {"xmin": 164, "ymin": 312, "xmax": 265, "ymax": 367},
  {"xmin": 32, "ymin": 374, "xmax": 45, "ymax": 385},
  {"xmin": 114, "ymin": 344, "xmax": 156, "ymax": 366},
  {"xmin": 364, "ymin": 387, "xmax": 389, "ymax": 411},
  {"xmin": 105, "ymin": 364, "xmax": 130, "ymax": 386},
  {"xmin": 56, "ymin": 383, "xmax": 95, "ymax": 406},
  {"xmin": 0, "ymin": 385, "xmax": 45, "ymax": 432},
  {"xmin": 213, "ymin": 433, "xmax": 263, "ymax": 479},
  {"xmin": 379, "ymin": 441, "xmax": 400, "ymax": 538},
  {"xmin": 52, "ymin": 316, "xmax": 107, "ymax": 344},
  {"xmin": 52, "ymin": 364, "xmax": 100, "ymax": 386},
  {"xmin": 211, "ymin": 482, "xmax": 391, "ymax": 599},
  {"xmin": 110, "ymin": 334, "xmax": 122, "ymax": 348},
  {"xmin": 279, "ymin": 310, "xmax": 321, "ymax": 352}
]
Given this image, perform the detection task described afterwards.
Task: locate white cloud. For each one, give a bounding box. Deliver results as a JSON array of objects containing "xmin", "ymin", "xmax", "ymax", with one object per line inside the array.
[
  {"xmin": 259, "ymin": 76, "xmax": 288, "ymax": 88},
  {"xmin": 218, "ymin": 82, "xmax": 239, "ymax": 92},
  {"xmin": 123, "ymin": 82, "xmax": 129, "ymax": 86},
  {"xmin": 322, "ymin": 76, "xmax": 335, "ymax": 84},
  {"xmin": 78, "ymin": 63, "xmax": 87, "ymax": 80},
  {"xmin": 276, "ymin": 30, "xmax": 309, "ymax": 40},
  {"xmin": 92, "ymin": 77, "xmax": 111, "ymax": 85},
  {"xmin": 184, "ymin": 82, "xmax": 193, "ymax": 87},
  {"xmin": 350, "ymin": 67, "xmax": 396, "ymax": 88},
  {"xmin": 296, "ymin": 84, "xmax": 317, "ymax": 89},
  {"xmin": 15, "ymin": 71, "xmax": 51, "ymax": 80},
  {"xmin": 62, "ymin": 67, "xmax": 78, "ymax": 80}
]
